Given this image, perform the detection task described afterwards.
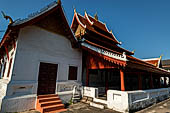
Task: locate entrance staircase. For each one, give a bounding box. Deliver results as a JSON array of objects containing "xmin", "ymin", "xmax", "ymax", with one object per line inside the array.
[{"xmin": 36, "ymin": 94, "xmax": 67, "ymax": 113}]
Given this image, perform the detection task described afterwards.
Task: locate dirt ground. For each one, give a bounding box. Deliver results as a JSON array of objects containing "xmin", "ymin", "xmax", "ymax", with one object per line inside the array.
[
  {"xmin": 18, "ymin": 98, "xmax": 170, "ymax": 113},
  {"xmin": 135, "ymin": 98, "xmax": 170, "ymax": 113},
  {"xmin": 62, "ymin": 102, "xmax": 119, "ymax": 113}
]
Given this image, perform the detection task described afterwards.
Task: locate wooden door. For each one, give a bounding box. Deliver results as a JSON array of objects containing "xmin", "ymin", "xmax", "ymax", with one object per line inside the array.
[{"xmin": 37, "ymin": 62, "xmax": 58, "ymax": 95}]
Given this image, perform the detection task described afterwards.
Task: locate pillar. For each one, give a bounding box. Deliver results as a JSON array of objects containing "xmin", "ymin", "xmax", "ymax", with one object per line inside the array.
[
  {"xmin": 159, "ymin": 75, "xmax": 162, "ymax": 88},
  {"xmin": 169, "ymin": 77, "xmax": 170, "ymax": 87},
  {"xmin": 120, "ymin": 69, "xmax": 125, "ymax": 91},
  {"xmin": 138, "ymin": 73, "xmax": 142, "ymax": 90},
  {"xmin": 164, "ymin": 76, "xmax": 167, "ymax": 87},
  {"xmin": 86, "ymin": 68, "xmax": 89, "ymax": 86},
  {"xmin": 105, "ymin": 71, "xmax": 108, "ymax": 93},
  {"xmin": 150, "ymin": 73, "xmax": 153, "ymax": 89}
]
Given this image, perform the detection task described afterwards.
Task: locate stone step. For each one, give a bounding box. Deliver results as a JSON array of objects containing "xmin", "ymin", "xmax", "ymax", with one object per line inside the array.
[
  {"xmin": 40, "ymin": 100, "xmax": 62, "ymax": 107},
  {"xmin": 38, "ymin": 94, "xmax": 58, "ymax": 99},
  {"xmin": 39, "ymin": 97, "xmax": 60, "ymax": 103},
  {"xmin": 90, "ymin": 102, "xmax": 107, "ymax": 109},
  {"xmin": 49, "ymin": 108, "xmax": 67, "ymax": 113},
  {"xmin": 43, "ymin": 104, "xmax": 65, "ymax": 112},
  {"xmin": 72, "ymin": 97, "xmax": 80, "ymax": 100}
]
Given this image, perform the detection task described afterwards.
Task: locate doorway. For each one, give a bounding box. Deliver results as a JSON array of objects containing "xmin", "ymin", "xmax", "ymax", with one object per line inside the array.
[{"xmin": 37, "ymin": 62, "xmax": 58, "ymax": 95}]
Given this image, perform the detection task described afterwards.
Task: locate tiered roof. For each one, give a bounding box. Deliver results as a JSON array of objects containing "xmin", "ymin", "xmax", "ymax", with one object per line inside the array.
[
  {"xmin": 71, "ymin": 10, "xmax": 170, "ymax": 75},
  {"xmin": 71, "ymin": 10, "xmax": 134, "ymax": 55}
]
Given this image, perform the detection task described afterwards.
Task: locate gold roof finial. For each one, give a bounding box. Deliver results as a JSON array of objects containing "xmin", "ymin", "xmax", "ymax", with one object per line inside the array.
[
  {"xmin": 94, "ymin": 12, "xmax": 98, "ymax": 21},
  {"xmin": 1, "ymin": 11, "xmax": 13, "ymax": 24},
  {"xmin": 110, "ymin": 30, "xmax": 112, "ymax": 33},
  {"xmin": 132, "ymin": 50, "xmax": 135, "ymax": 53},
  {"xmin": 74, "ymin": 7, "xmax": 76, "ymax": 13},
  {"xmin": 57, "ymin": 0, "xmax": 61, "ymax": 5},
  {"xmin": 160, "ymin": 54, "xmax": 163, "ymax": 59}
]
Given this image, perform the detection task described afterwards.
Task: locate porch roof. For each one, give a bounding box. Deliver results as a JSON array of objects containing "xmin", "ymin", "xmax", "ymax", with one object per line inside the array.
[
  {"xmin": 81, "ymin": 41, "xmax": 170, "ymax": 75},
  {"xmin": 81, "ymin": 41, "xmax": 127, "ymax": 67}
]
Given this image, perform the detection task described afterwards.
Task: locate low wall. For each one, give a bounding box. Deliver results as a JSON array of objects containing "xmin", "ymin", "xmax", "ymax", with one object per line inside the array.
[
  {"xmin": 128, "ymin": 88, "xmax": 170, "ymax": 111},
  {"xmin": 83, "ymin": 86, "xmax": 98, "ymax": 98},
  {"xmin": 107, "ymin": 90, "xmax": 129, "ymax": 112},
  {"xmin": 107, "ymin": 88, "xmax": 170, "ymax": 113},
  {"xmin": 0, "ymin": 94, "xmax": 36, "ymax": 113},
  {"xmin": 82, "ymin": 87, "xmax": 170, "ymax": 113},
  {"xmin": 0, "ymin": 79, "xmax": 9, "ymax": 111}
]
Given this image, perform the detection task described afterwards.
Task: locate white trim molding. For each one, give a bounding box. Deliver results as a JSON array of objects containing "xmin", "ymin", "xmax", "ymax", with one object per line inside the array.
[{"xmin": 81, "ymin": 42, "xmax": 127, "ymax": 61}]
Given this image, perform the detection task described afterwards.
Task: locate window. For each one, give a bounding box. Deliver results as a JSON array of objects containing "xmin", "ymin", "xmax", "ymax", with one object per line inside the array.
[{"xmin": 68, "ymin": 66, "xmax": 78, "ymax": 80}]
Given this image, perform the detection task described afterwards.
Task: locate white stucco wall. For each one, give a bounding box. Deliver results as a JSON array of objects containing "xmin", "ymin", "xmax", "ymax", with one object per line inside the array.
[
  {"xmin": 1, "ymin": 25, "xmax": 82, "ymax": 112},
  {"xmin": 12, "ymin": 26, "xmax": 82, "ymax": 82}
]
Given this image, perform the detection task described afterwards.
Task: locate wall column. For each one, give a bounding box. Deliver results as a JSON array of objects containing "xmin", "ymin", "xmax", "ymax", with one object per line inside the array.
[
  {"xmin": 86, "ymin": 68, "xmax": 89, "ymax": 86},
  {"xmin": 138, "ymin": 73, "xmax": 142, "ymax": 90},
  {"xmin": 120, "ymin": 69, "xmax": 125, "ymax": 91},
  {"xmin": 105, "ymin": 70, "xmax": 109, "ymax": 93},
  {"xmin": 169, "ymin": 77, "xmax": 170, "ymax": 87},
  {"xmin": 164, "ymin": 76, "xmax": 167, "ymax": 87},
  {"xmin": 150, "ymin": 73, "xmax": 153, "ymax": 89},
  {"xmin": 159, "ymin": 75, "xmax": 162, "ymax": 88}
]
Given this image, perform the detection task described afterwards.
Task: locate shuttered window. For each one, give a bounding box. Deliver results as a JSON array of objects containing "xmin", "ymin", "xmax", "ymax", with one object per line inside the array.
[{"xmin": 68, "ymin": 66, "xmax": 78, "ymax": 80}]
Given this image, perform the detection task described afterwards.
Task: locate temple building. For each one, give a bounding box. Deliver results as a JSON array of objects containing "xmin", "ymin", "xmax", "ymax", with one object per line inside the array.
[
  {"xmin": 71, "ymin": 10, "xmax": 170, "ymax": 112},
  {"xmin": 0, "ymin": 1, "xmax": 170, "ymax": 113}
]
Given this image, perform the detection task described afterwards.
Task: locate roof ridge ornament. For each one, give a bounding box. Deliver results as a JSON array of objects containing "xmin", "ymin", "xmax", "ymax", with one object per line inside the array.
[
  {"xmin": 94, "ymin": 12, "xmax": 98, "ymax": 21},
  {"xmin": 74, "ymin": 8, "xmax": 76, "ymax": 13},
  {"xmin": 57, "ymin": 0, "xmax": 61, "ymax": 5},
  {"xmin": 160, "ymin": 54, "xmax": 163, "ymax": 60},
  {"xmin": 132, "ymin": 50, "xmax": 135, "ymax": 54},
  {"xmin": 1, "ymin": 11, "xmax": 13, "ymax": 24}
]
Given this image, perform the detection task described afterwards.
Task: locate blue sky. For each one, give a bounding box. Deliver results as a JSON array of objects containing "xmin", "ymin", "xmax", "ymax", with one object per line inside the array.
[{"xmin": 0, "ymin": 0, "xmax": 170, "ymax": 59}]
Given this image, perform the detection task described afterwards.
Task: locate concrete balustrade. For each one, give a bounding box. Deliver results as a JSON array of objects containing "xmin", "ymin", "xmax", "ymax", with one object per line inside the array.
[
  {"xmin": 107, "ymin": 88, "xmax": 170, "ymax": 112},
  {"xmin": 83, "ymin": 86, "xmax": 170, "ymax": 113},
  {"xmin": 83, "ymin": 86, "xmax": 98, "ymax": 98}
]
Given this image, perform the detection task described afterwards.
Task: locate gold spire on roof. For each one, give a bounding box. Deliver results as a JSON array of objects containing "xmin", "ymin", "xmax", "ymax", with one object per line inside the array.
[
  {"xmin": 94, "ymin": 12, "xmax": 98, "ymax": 21},
  {"xmin": 132, "ymin": 50, "xmax": 135, "ymax": 54},
  {"xmin": 74, "ymin": 8, "xmax": 76, "ymax": 13},
  {"xmin": 160, "ymin": 54, "xmax": 163, "ymax": 59},
  {"xmin": 57, "ymin": 0, "xmax": 61, "ymax": 5},
  {"xmin": 1, "ymin": 11, "xmax": 13, "ymax": 24}
]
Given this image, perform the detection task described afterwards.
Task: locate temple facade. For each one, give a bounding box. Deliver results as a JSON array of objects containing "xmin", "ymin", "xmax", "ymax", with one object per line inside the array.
[{"xmin": 0, "ymin": 1, "xmax": 170, "ymax": 113}]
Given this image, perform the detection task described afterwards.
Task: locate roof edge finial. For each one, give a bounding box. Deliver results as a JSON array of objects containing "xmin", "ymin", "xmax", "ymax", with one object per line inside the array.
[
  {"xmin": 1, "ymin": 11, "xmax": 13, "ymax": 24},
  {"xmin": 57, "ymin": 0, "xmax": 61, "ymax": 5},
  {"xmin": 160, "ymin": 54, "xmax": 163, "ymax": 60},
  {"xmin": 94, "ymin": 12, "xmax": 98, "ymax": 21},
  {"xmin": 84, "ymin": 9, "xmax": 87, "ymax": 14},
  {"xmin": 132, "ymin": 50, "xmax": 135, "ymax": 54},
  {"xmin": 74, "ymin": 7, "xmax": 76, "ymax": 13}
]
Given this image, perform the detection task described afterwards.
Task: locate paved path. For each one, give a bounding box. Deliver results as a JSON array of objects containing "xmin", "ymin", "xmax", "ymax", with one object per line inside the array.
[{"xmin": 136, "ymin": 98, "xmax": 170, "ymax": 113}]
